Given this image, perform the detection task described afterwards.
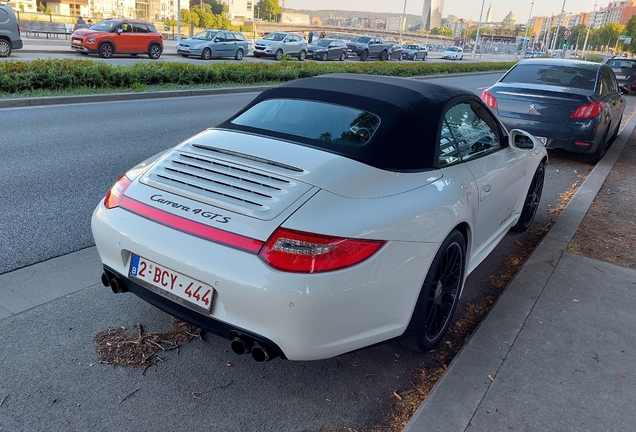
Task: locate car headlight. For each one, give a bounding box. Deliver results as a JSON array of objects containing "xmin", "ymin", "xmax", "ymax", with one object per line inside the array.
[{"xmin": 87, "ymin": 38, "xmax": 96, "ymax": 44}]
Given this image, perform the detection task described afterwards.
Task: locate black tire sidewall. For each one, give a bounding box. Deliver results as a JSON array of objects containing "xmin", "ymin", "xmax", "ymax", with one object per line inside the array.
[{"xmin": 403, "ymin": 229, "xmax": 466, "ymax": 352}]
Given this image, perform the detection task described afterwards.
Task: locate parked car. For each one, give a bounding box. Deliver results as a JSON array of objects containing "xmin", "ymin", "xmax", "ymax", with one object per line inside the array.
[
  {"xmin": 481, "ymin": 58, "xmax": 625, "ymax": 163},
  {"xmin": 402, "ymin": 44, "xmax": 427, "ymax": 60},
  {"xmin": 0, "ymin": 4, "xmax": 23, "ymax": 57},
  {"xmin": 70, "ymin": 19, "xmax": 163, "ymax": 59},
  {"xmin": 606, "ymin": 57, "xmax": 636, "ymax": 94},
  {"xmin": 306, "ymin": 38, "xmax": 347, "ymax": 61},
  {"xmin": 253, "ymin": 32, "xmax": 307, "ymax": 61},
  {"xmin": 176, "ymin": 29, "xmax": 248, "ymax": 60},
  {"xmin": 387, "ymin": 43, "xmax": 403, "ymax": 60},
  {"xmin": 92, "ymin": 74, "xmax": 547, "ymax": 362},
  {"xmin": 345, "ymin": 36, "xmax": 392, "ymax": 61},
  {"xmin": 441, "ymin": 46, "xmax": 463, "ymax": 60}
]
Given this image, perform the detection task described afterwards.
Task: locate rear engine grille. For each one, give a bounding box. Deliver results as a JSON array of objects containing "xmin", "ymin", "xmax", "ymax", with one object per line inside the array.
[{"xmin": 140, "ymin": 146, "xmax": 308, "ymax": 219}]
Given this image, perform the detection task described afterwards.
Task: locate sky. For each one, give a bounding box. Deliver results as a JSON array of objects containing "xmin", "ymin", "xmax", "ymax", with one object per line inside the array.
[{"xmin": 283, "ymin": 0, "xmax": 601, "ymax": 23}]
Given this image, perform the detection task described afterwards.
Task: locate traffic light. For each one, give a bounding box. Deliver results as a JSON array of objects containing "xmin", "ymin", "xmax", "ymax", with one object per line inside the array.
[{"xmin": 562, "ymin": 41, "xmax": 567, "ymax": 48}]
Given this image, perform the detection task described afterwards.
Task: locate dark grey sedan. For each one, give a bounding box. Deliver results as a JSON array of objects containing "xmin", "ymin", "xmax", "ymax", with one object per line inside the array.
[
  {"xmin": 402, "ymin": 44, "xmax": 427, "ymax": 60},
  {"xmin": 481, "ymin": 59, "xmax": 625, "ymax": 163},
  {"xmin": 306, "ymin": 39, "xmax": 347, "ymax": 61}
]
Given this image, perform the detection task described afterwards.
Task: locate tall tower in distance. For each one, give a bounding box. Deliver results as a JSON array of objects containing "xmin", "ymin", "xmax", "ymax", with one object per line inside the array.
[
  {"xmin": 422, "ymin": 0, "xmax": 444, "ymax": 30},
  {"xmin": 486, "ymin": 4, "xmax": 493, "ymax": 23}
]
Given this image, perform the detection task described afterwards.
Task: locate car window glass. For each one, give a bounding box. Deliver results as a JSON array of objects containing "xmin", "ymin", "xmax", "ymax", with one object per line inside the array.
[
  {"xmin": 442, "ymin": 102, "xmax": 501, "ymax": 162},
  {"xmin": 119, "ymin": 23, "xmax": 132, "ymax": 32},
  {"xmin": 215, "ymin": 33, "xmax": 226, "ymax": 42},
  {"xmin": 231, "ymin": 99, "xmax": 380, "ymax": 146},
  {"xmin": 234, "ymin": 32, "xmax": 246, "ymax": 41},
  {"xmin": 133, "ymin": 24, "xmax": 149, "ymax": 33},
  {"xmin": 438, "ymin": 119, "xmax": 462, "ymax": 167},
  {"xmin": 601, "ymin": 67, "xmax": 617, "ymax": 94},
  {"xmin": 224, "ymin": 32, "xmax": 235, "ymax": 42},
  {"xmin": 502, "ymin": 64, "xmax": 597, "ymax": 90}
]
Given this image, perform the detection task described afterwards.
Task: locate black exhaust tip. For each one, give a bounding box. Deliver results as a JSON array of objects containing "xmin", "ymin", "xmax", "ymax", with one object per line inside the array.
[
  {"xmin": 230, "ymin": 337, "xmax": 251, "ymax": 355},
  {"xmin": 101, "ymin": 272, "xmax": 111, "ymax": 287},
  {"xmin": 251, "ymin": 343, "xmax": 274, "ymax": 362}
]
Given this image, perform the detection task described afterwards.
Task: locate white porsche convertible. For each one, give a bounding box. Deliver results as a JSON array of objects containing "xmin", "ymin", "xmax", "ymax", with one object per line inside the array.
[{"xmin": 92, "ymin": 74, "xmax": 548, "ymax": 362}]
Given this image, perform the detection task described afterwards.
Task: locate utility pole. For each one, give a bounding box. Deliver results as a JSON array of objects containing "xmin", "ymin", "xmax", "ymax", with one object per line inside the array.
[
  {"xmin": 550, "ymin": 0, "xmax": 566, "ymax": 52},
  {"xmin": 399, "ymin": 0, "xmax": 407, "ymax": 45},
  {"xmin": 523, "ymin": 1, "xmax": 535, "ymax": 55},
  {"xmin": 582, "ymin": 1, "xmax": 598, "ymax": 59},
  {"xmin": 471, "ymin": 0, "xmax": 485, "ymax": 60}
]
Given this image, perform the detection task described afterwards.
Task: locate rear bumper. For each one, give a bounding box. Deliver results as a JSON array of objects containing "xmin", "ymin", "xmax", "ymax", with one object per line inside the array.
[{"xmin": 498, "ymin": 116, "xmax": 606, "ymax": 154}]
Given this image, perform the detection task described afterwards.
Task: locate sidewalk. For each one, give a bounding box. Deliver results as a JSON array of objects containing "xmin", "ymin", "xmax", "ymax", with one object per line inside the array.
[{"xmin": 403, "ymin": 114, "xmax": 636, "ymax": 430}]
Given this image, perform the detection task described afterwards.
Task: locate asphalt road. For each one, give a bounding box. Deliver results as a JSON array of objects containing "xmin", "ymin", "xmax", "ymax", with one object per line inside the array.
[{"xmin": 1, "ymin": 74, "xmax": 629, "ymax": 431}]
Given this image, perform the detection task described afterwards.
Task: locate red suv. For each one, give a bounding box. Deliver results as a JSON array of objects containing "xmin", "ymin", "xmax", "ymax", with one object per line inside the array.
[{"xmin": 71, "ymin": 19, "xmax": 163, "ymax": 59}]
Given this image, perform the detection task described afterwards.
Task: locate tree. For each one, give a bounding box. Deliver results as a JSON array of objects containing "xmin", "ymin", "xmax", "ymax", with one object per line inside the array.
[
  {"xmin": 430, "ymin": 26, "xmax": 453, "ymax": 37},
  {"xmin": 255, "ymin": 0, "xmax": 282, "ymax": 22},
  {"xmin": 596, "ymin": 22, "xmax": 624, "ymax": 52},
  {"xmin": 189, "ymin": 0, "xmax": 227, "ymax": 15},
  {"xmin": 625, "ymin": 15, "xmax": 636, "ymax": 52}
]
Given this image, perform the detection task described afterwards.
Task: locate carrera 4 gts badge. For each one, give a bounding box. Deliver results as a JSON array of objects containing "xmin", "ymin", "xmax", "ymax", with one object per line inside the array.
[{"xmin": 150, "ymin": 194, "xmax": 231, "ymax": 223}]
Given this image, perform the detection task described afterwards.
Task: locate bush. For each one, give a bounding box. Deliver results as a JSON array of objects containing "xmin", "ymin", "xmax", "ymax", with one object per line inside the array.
[
  {"xmin": 585, "ymin": 54, "xmax": 605, "ymax": 63},
  {"xmin": 0, "ymin": 59, "xmax": 517, "ymax": 95}
]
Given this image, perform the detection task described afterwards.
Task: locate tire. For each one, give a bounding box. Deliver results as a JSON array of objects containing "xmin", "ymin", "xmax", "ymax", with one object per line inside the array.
[
  {"xmin": 380, "ymin": 50, "xmax": 388, "ymax": 61},
  {"xmin": 298, "ymin": 50, "xmax": 306, "ymax": 61},
  {"xmin": 253, "ymin": 53, "xmax": 261, "ymax": 58},
  {"xmin": 511, "ymin": 162, "xmax": 545, "ymax": 232},
  {"xmin": 403, "ymin": 229, "xmax": 466, "ymax": 353},
  {"xmin": 98, "ymin": 43, "xmax": 114, "ymax": 58},
  {"xmin": 321, "ymin": 52, "xmax": 328, "ymax": 61},
  {"xmin": 584, "ymin": 128, "xmax": 609, "ymax": 164},
  {"xmin": 610, "ymin": 116, "xmax": 622, "ymax": 141},
  {"xmin": 234, "ymin": 48, "xmax": 244, "ymax": 60},
  {"xmin": 148, "ymin": 44, "xmax": 162, "ymax": 59},
  {"xmin": 423, "ymin": 53, "xmax": 427, "ymax": 61},
  {"xmin": 130, "ymin": 53, "xmax": 138, "ymax": 56},
  {"xmin": 0, "ymin": 39, "xmax": 11, "ymax": 57},
  {"xmin": 201, "ymin": 48, "xmax": 212, "ymax": 60},
  {"xmin": 274, "ymin": 49, "xmax": 283, "ymax": 61},
  {"xmin": 181, "ymin": 54, "xmax": 189, "ymax": 58},
  {"xmin": 360, "ymin": 50, "xmax": 368, "ymax": 61},
  {"xmin": 339, "ymin": 52, "xmax": 346, "ymax": 61}
]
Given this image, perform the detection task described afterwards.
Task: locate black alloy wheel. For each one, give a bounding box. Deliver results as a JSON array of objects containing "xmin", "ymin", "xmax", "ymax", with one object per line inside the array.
[
  {"xmin": 359, "ymin": 50, "xmax": 369, "ymax": 61},
  {"xmin": 321, "ymin": 52, "xmax": 328, "ymax": 61},
  {"xmin": 148, "ymin": 44, "xmax": 162, "ymax": 59},
  {"xmin": 404, "ymin": 230, "xmax": 465, "ymax": 352},
  {"xmin": 511, "ymin": 162, "xmax": 545, "ymax": 232},
  {"xmin": 98, "ymin": 43, "xmax": 114, "ymax": 58},
  {"xmin": 201, "ymin": 48, "xmax": 212, "ymax": 60},
  {"xmin": 235, "ymin": 48, "xmax": 244, "ymax": 60},
  {"xmin": 380, "ymin": 50, "xmax": 388, "ymax": 61}
]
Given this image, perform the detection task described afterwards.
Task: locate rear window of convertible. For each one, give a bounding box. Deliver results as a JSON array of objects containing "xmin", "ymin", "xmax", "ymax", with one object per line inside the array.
[{"xmin": 231, "ymin": 99, "xmax": 381, "ymax": 146}]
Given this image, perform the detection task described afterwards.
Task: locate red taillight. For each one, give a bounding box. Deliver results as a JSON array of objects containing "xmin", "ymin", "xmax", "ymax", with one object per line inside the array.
[
  {"xmin": 480, "ymin": 89, "xmax": 498, "ymax": 109},
  {"xmin": 259, "ymin": 228, "xmax": 385, "ymax": 273},
  {"xmin": 104, "ymin": 175, "xmax": 132, "ymax": 209},
  {"xmin": 17, "ymin": 23, "xmax": 20, "ymax": 35},
  {"xmin": 570, "ymin": 101, "xmax": 604, "ymax": 118}
]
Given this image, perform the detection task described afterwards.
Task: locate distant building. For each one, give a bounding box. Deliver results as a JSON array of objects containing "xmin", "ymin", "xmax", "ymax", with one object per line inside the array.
[
  {"xmin": 386, "ymin": 16, "xmax": 406, "ymax": 32},
  {"xmin": 422, "ymin": 0, "xmax": 444, "ymax": 30},
  {"xmin": 502, "ymin": 11, "xmax": 516, "ymax": 27}
]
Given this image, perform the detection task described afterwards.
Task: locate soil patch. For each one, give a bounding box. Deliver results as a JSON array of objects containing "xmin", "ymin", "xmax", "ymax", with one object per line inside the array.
[
  {"xmin": 570, "ymin": 133, "xmax": 636, "ymax": 270},
  {"xmin": 95, "ymin": 318, "xmax": 203, "ymax": 368}
]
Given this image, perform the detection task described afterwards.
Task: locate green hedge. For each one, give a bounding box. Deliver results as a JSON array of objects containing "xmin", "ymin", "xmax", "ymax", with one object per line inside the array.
[{"xmin": 0, "ymin": 59, "xmax": 517, "ymax": 95}]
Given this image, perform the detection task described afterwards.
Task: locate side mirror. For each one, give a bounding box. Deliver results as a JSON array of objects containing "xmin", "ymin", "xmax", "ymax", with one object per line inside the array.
[
  {"xmin": 509, "ymin": 129, "xmax": 538, "ymax": 149},
  {"xmin": 117, "ymin": 28, "xmax": 123, "ymax": 34}
]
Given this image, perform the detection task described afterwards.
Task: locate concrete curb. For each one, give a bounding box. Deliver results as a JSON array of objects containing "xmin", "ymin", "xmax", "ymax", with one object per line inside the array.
[{"xmin": 402, "ymin": 112, "xmax": 636, "ymax": 432}]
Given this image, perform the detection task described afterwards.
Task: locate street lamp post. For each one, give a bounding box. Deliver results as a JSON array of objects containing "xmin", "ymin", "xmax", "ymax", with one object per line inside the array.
[
  {"xmin": 523, "ymin": 1, "xmax": 535, "ymax": 55},
  {"xmin": 550, "ymin": 0, "xmax": 566, "ymax": 53},
  {"xmin": 399, "ymin": 0, "xmax": 407, "ymax": 45},
  {"xmin": 471, "ymin": 0, "xmax": 485, "ymax": 60},
  {"xmin": 582, "ymin": 1, "xmax": 598, "ymax": 60}
]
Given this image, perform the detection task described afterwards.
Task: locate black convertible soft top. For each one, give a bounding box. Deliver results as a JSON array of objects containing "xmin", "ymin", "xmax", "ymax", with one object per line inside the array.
[{"xmin": 219, "ymin": 74, "xmax": 481, "ymax": 172}]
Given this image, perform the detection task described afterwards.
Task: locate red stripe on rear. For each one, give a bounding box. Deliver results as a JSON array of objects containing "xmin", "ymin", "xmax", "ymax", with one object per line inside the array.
[{"xmin": 120, "ymin": 196, "xmax": 264, "ymax": 254}]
